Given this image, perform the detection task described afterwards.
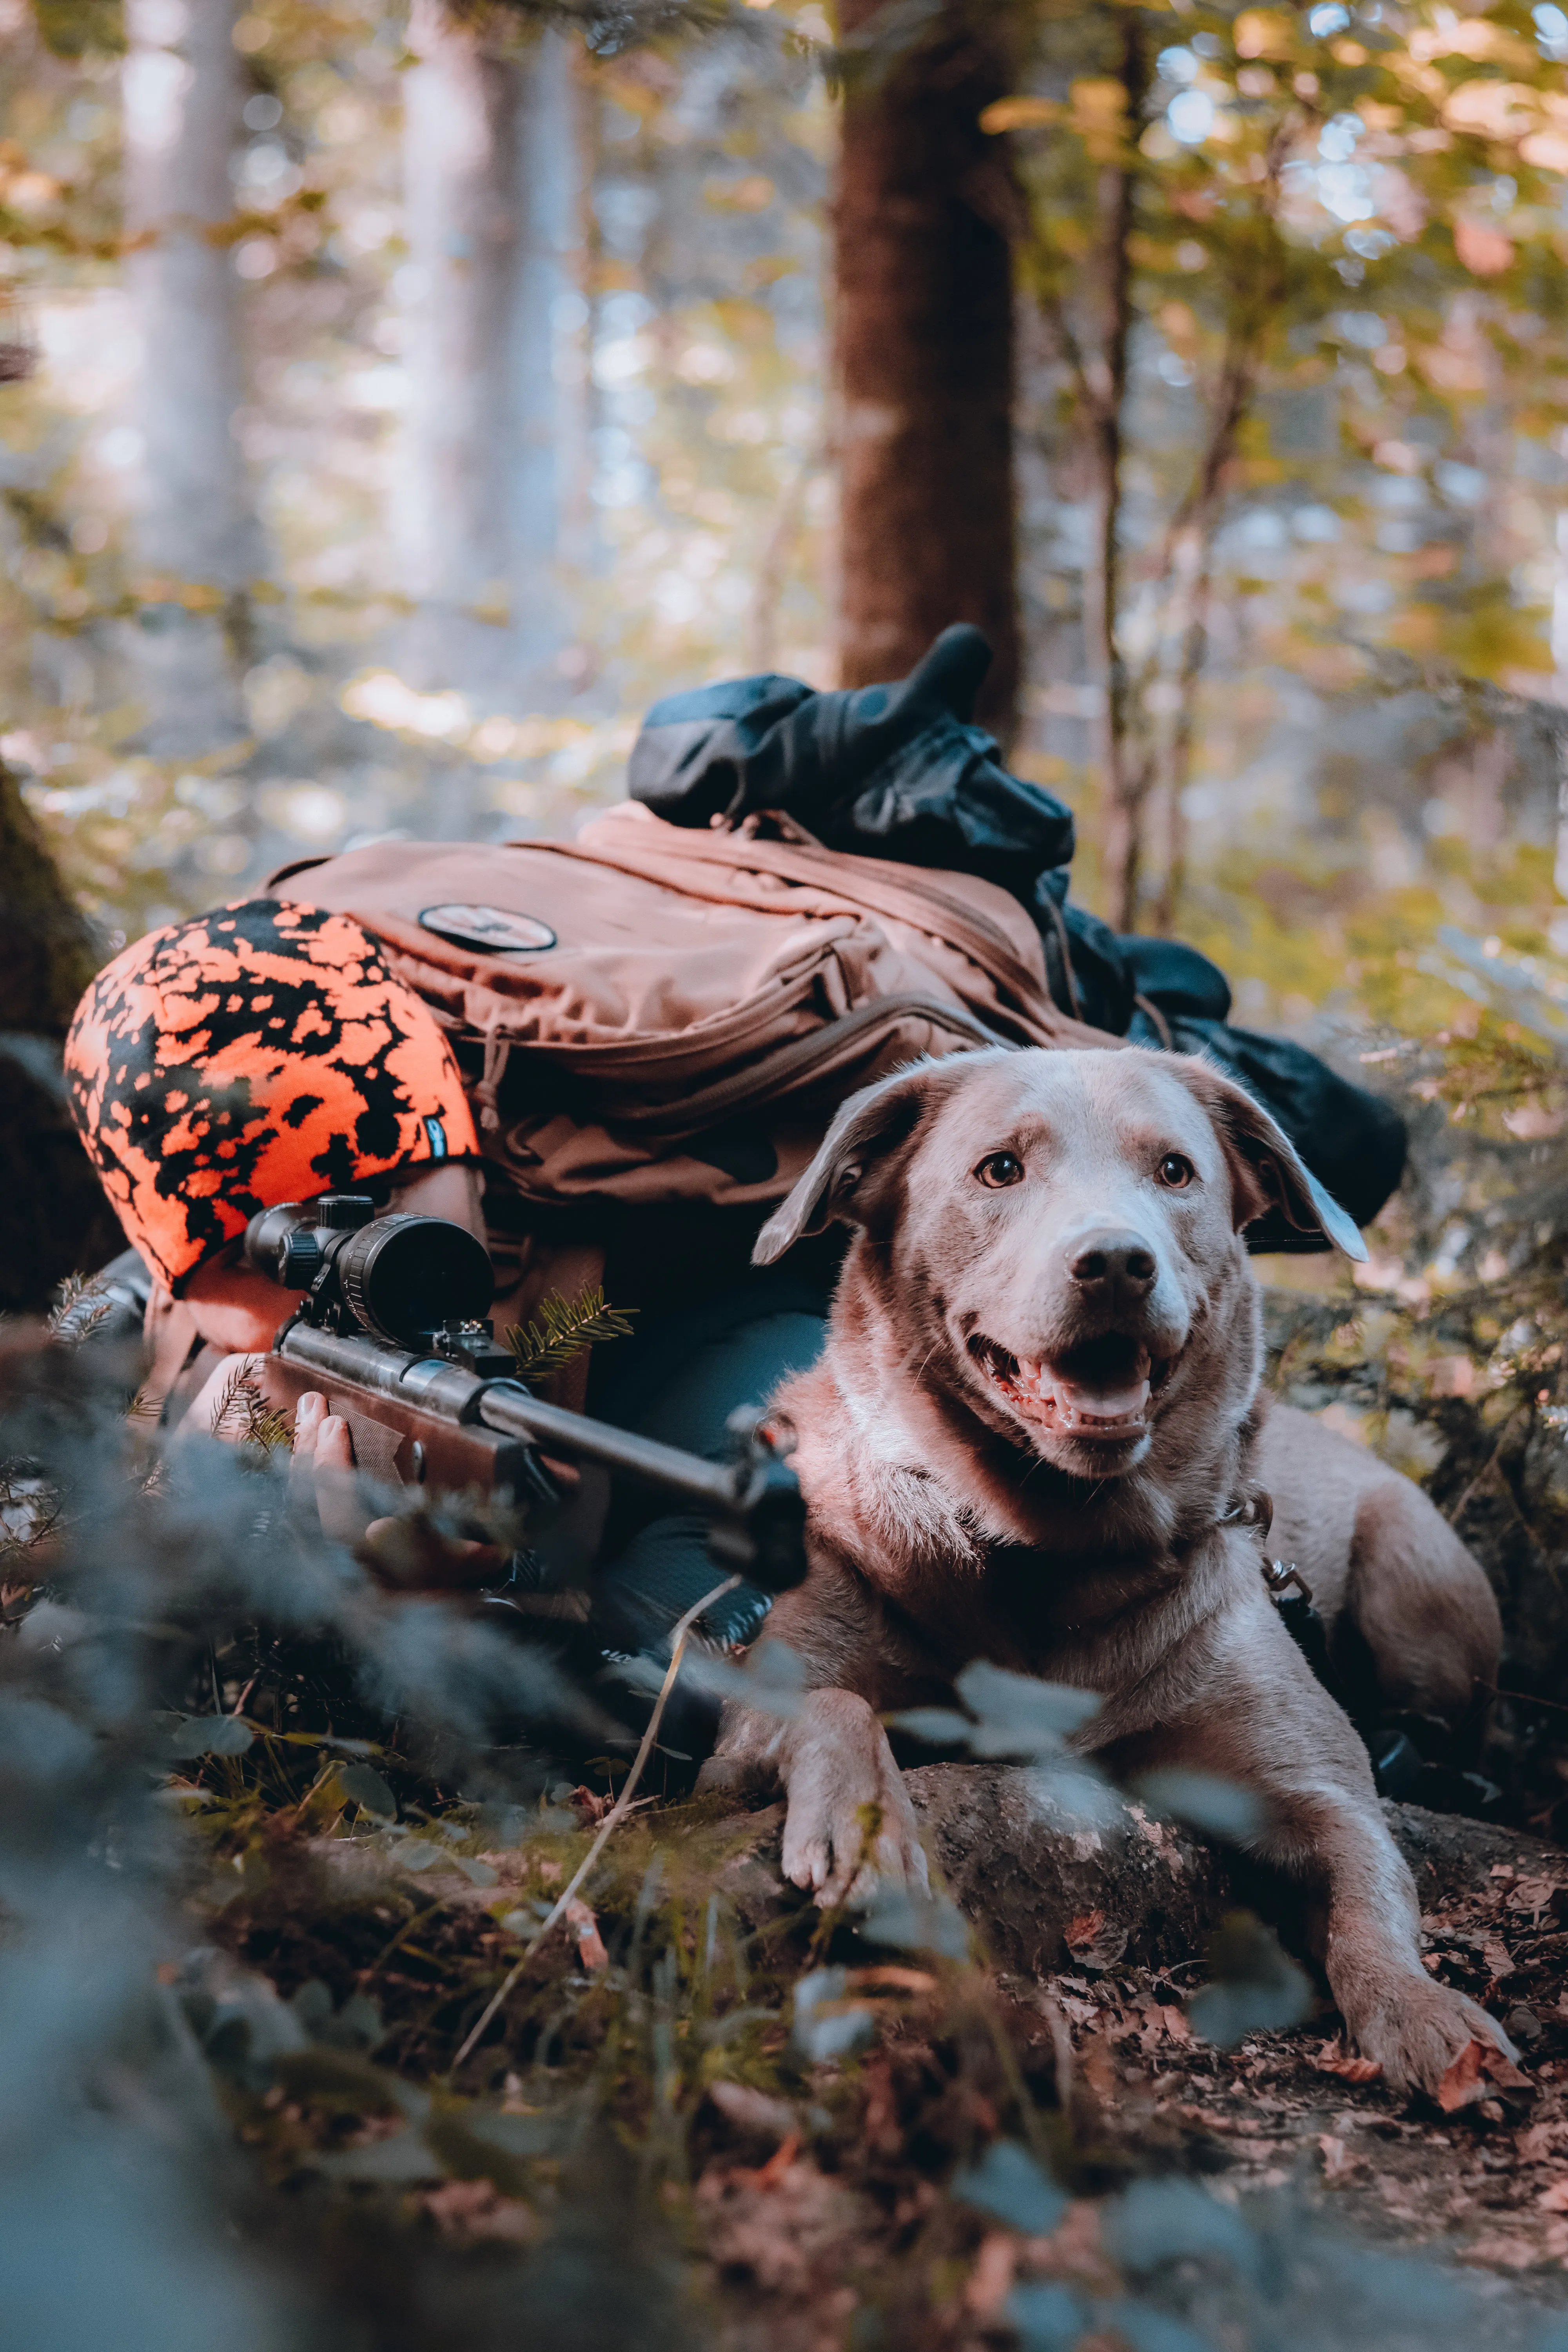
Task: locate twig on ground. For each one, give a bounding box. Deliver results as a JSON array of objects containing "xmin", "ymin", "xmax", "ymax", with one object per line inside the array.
[{"xmin": 452, "ymin": 1570, "xmax": 742, "ymax": 2070}]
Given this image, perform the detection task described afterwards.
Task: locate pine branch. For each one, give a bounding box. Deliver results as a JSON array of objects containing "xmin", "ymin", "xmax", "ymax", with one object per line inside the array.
[
  {"xmin": 211, "ymin": 1360, "xmax": 295, "ymax": 1460},
  {"xmin": 504, "ymin": 1286, "xmax": 636, "ymax": 1384},
  {"xmin": 47, "ymin": 1270, "xmax": 116, "ymax": 1347}
]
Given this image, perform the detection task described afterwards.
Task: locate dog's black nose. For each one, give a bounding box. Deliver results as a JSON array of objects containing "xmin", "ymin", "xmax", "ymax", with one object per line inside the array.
[{"xmin": 1069, "ymin": 1232, "xmax": 1157, "ymax": 1291}]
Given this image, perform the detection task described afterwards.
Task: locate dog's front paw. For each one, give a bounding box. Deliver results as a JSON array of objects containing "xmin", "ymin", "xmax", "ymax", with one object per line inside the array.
[
  {"xmin": 780, "ymin": 1689, "xmax": 929, "ymax": 1907},
  {"xmin": 1342, "ymin": 1971, "xmax": 1518, "ymax": 2099}
]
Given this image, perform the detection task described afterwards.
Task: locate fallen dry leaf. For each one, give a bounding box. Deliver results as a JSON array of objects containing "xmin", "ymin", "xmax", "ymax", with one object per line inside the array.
[
  {"xmin": 1437, "ymin": 2038, "xmax": 1531, "ymax": 2113},
  {"xmin": 1506, "ymin": 1877, "xmax": 1562, "ymax": 1918},
  {"xmin": 1319, "ymin": 2133, "xmax": 1361, "ymax": 2183},
  {"xmin": 1315, "ymin": 2040, "xmax": 1383, "ymax": 2083},
  {"xmin": 1438, "ymin": 2041, "xmax": 1489, "ymax": 2113},
  {"xmin": 1064, "ymin": 1909, "xmax": 1130, "ymax": 1973},
  {"xmin": 563, "ymin": 1895, "xmax": 608, "ymax": 1970},
  {"xmin": 751, "ymin": 2131, "xmax": 800, "ymax": 2190},
  {"xmin": 1019, "ymin": 2198, "xmax": 1120, "ymax": 2297},
  {"xmin": 423, "ymin": 2178, "xmax": 536, "ymax": 2244},
  {"xmin": 965, "ymin": 2231, "xmax": 1018, "ymax": 2320},
  {"xmin": 1457, "ymin": 2231, "xmax": 1539, "ymax": 2271},
  {"xmin": 1138, "ymin": 2000, "xmax": 1191, "ymax": 2053},
  {"xmin": 708, "ymin": 2080, "xmax": 799, "ymax": 2142},
  {"xmin": 1537, "ymin": 2177, "xmax": 1568, "ymax": 2212}
]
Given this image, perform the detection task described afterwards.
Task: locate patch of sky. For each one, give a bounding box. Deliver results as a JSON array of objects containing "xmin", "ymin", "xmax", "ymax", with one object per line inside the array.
[
  {"xmin": 1436, "ymin": 459, "xmax": 1488, "ymax": 505},
  {"xmin": 1318, "ymin": 165, "xmax": 1376, "ymax": 223},
  {"xmin": 1337, "ymin": 577, "xmax": 1396, "ymax": 612},
  {"xmin": 1168, "ymin": 88, "xmax": 1214, "ymax": 144},
  {"xmin": 1308, "ymin": 2, "xmax": 1350, "ymax": 30},
  {"xmin": 1319, "ymin": 113, "xmax": 1363, "ymax": 163},
  {"xmin": 1370, "ymin": 472, "xmax": 1425, "ymax": 508},
  {"xmin": 1230, "ymin": 508, "xmax": 1289, "ymax": 552},
  {"xmin": 1158, "ymin": 45, "xmax": 1198, "ymax": 83},
  {"xmin": 1536, "ymin": 2, "xmax": 1568, "ymax": 60}
]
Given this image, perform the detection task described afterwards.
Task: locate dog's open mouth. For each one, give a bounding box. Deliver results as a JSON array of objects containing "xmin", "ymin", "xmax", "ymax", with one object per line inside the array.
[{"xmin": 970, "ymin": 1331, "xmax": 1170, "ymax": 1442}]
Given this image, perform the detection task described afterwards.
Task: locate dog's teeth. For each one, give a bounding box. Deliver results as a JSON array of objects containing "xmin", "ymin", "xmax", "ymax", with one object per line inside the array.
[{"xmin": 1054, "ymin": 1373, "xmax": 1151, "ymax": 1427}]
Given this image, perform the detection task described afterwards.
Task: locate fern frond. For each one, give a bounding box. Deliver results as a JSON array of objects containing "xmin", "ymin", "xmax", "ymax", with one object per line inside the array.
[{"xmin": 504, "ymin": 1286, "xmax": 636, "ymax": 1383}]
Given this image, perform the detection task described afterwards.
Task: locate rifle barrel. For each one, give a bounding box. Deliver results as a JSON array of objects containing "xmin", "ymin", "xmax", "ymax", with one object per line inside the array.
[{"xmin": 478, "ymin": 1383, "xmax": 744, "ymax": 1515}]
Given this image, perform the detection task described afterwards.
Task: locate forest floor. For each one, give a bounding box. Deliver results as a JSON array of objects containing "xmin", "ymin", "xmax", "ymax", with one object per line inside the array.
[
  {"xmin": 23, "ymin": 1019, "xmax": 1568, "ymax": 2348},
  {"xmin": 201, "ymin": 1777, "xmax": 1568, "ymax": 2350}
]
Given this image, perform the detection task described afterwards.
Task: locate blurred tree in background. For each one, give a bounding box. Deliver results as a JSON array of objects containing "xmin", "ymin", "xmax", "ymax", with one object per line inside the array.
[
  {"xmin": 998, "ymin": 0, "xmax": 1568, "ymax": 930},
  {"xmin": 833, "ymin": 0, "xmax": 1022, "ymax": 737},
  {"xmin": 2, "ymin": 0, "xmax": 1568, "ymax": 1299}
]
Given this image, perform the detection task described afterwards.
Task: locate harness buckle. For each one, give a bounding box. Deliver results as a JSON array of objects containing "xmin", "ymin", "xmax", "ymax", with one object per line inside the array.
[{"xmin": 1262, "ymin": 1556, "xmax": 1314, "ymax": 1606}]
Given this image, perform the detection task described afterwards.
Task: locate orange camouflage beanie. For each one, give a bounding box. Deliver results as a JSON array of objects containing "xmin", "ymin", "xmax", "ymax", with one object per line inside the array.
[{"xmin": 64, "ymin": 897, "xmax": 479, "ymax": 1292}]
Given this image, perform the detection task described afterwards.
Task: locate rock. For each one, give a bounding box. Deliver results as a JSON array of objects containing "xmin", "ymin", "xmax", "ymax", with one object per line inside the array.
[
  {"xmin": 906, "ymin": 1765, "xmax": 1229, "ymax": 1976},
  {"xmin": 716, "ymin": 1769, "xmax": 1568, "ymax": 1975}
]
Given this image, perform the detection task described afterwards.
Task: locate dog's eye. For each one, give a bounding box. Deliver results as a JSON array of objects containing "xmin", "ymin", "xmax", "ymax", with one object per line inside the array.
[
  {"xmin": 1157, "ymin": 1153, "xmax": 1195, "ymax": 1189},
  {"xmin": 975, "ymin": 1151, "xmax": 1024, "ymax": 1189}
]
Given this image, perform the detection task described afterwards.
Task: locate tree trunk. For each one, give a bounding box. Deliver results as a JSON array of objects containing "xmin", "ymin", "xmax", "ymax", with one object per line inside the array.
[
  {"xmin": 1085, "ymin": 12, "xmax": 1151, "ymax": 933},
  {"xmin": 122, "ymin": 0, "xmax": 254, "ymax": 756},
  {"xmin": 0, "ymin": 770, "xmax": 121, "ymax": 1313},
  {"xmin": 832, "ymin": 0, "xmax": 1020, "ymax": 740},
  {"xmin": 401, "ymin": 5, "xmax": 569, "ymax": 724}
]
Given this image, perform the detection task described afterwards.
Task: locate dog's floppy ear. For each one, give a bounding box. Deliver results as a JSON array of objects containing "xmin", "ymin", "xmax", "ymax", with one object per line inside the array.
[
  {"xmin": 753, "ymin": 1057, "xmax": 972, "ymax": 1266},
  {"xmin": 1172, "ymin": 1056, "xmax": 1367, "ymax": 1261}
]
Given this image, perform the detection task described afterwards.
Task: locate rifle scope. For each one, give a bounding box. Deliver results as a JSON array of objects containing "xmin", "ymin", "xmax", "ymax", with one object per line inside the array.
[{"xmin": 243, "ymin": 1195, "xmax": 494, "ymax": 1351}]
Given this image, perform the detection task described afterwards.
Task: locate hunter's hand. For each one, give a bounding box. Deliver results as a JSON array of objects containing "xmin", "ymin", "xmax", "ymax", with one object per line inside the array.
[
  {"xmin": 288, "ymin": 1390, "xmax": 374, "ymax": 1548},
  {"xmin": 289, "ymin": 1391, "xmax": 503, "ymax": 1590}
]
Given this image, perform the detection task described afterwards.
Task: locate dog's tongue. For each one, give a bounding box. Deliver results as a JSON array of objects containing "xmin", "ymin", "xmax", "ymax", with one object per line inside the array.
[{"xmin": 1017, "ymin": 1351, "xmax": 1151, "ymax": 1432}]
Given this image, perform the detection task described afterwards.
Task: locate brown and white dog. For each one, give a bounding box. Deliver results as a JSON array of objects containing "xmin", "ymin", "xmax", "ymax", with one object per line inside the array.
[{"xmin": 701, "ymin": 1045, "xmax": 1508, "ymax": 2096}]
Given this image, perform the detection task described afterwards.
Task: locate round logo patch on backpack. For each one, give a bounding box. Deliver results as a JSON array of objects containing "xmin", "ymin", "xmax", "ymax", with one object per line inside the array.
[{"xmin": 419, "ymin": 904, "xmax": 558, "ymax": 954}]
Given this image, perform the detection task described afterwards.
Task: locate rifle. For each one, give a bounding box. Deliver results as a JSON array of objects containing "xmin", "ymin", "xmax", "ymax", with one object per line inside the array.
[{"xmin": 81, "ymin": 1200, "xmax": 808, "ymax": 1597}]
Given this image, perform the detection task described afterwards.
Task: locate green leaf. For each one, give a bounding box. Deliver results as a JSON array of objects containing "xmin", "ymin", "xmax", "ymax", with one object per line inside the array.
[
  {"xmin": 452, "ymin": 1854, "xmax": 499, "ymax": 1886},
  {"xmin": 314, "ymin": 2129, "xmax": 442, "ymax": 2185},
  {"xmin": 161, "ymin": 1712, "xmax": 254, "ymax": 1759},
  {"xmin": 951, "ymin": 2140, "xmax": 1067, "ymax": 2237},
  {"xmin": 1187, "ymin": 1911, "xmax": 1312, "ymax": 2047},
  {"xmin": 336, "ymin": 1762, "xmax": 397, "ymax": 1819}
]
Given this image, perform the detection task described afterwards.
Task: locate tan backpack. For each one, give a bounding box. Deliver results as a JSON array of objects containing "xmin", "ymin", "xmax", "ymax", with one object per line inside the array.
[{"xmin": 269, "ymin": 801, "xmax": 1109, "ymax": 1215}]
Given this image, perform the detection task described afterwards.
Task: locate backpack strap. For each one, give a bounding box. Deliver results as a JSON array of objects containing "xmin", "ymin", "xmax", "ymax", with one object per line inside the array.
[{"xmin": 532, "ymin": 820, "xmax": 1111, "ymax": 1054}]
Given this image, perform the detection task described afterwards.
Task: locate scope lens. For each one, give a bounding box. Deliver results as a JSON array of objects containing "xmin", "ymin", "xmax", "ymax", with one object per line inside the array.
[{"xmin": 334, "ymin": 1214, "xmax": 494, "ymax": 1348}]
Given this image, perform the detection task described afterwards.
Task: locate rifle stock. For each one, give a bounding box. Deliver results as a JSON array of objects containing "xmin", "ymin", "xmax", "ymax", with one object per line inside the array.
[{"xmin": 267, "ymin": 1320, "xmax": 807, "ymax": 1593}]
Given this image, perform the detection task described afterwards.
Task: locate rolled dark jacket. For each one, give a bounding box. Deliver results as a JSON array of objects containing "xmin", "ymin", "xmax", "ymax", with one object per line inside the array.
[
  {"xmin": 629, "ymin": 623, "xmax": 1076, "ymax": 894},
  {"xmin": 628, "ymin": 624, "xmax": 1406, "ymax": 1243},
  {"xmin": 1132, "ymin": 1013, "xmax": 1407, "ymax": 1244}
]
